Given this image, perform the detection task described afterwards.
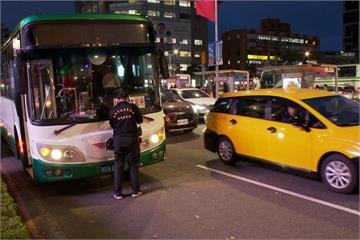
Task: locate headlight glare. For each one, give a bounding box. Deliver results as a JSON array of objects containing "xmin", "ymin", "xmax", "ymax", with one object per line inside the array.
[
  {"xmin": 150, "ymin": 134, "xmax": 160, "ymax": 144},
  {"xmin": 51, "ymin": 149, "xmax": 62, "ymax": 160}
]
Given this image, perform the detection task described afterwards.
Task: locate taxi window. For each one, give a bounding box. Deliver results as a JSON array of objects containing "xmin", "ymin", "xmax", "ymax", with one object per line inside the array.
[
  {"xmin": 212, "ymin": 98, "xmax": 233, "ymax": 113},
  {"xmin": 234, "ymin": 96, "xmax": 267, "ymax": 119},
  {"xmin": 270, "ymin": 97, "xmax": 325, "ymax": 129}
]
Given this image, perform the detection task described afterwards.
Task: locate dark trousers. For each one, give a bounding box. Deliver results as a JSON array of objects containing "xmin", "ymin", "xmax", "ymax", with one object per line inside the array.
[{"xmin": 114, "ymin": 146, "xmax": 140, "ymax": 195}]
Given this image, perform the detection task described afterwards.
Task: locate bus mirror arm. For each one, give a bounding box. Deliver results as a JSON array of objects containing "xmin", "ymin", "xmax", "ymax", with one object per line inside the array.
[{"xmin": 14, "ymin": 51, "xmax": 28, "ymax": 94}]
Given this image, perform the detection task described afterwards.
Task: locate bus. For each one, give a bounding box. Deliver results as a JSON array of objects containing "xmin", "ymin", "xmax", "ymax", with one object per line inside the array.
[
  {"xmin": 0, "ymin": 14, "xmax": 169, "ymax": 183},
  {"xmin": 336, "ymin": 64, "xmax": 360, "ymax": 100},
  {"xmin": 259, "ymin": 64, "xmax": 360, "ymax": 100}
]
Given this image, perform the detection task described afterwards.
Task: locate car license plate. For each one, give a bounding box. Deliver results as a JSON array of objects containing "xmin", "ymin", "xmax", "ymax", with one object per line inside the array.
[
  {"xmin": 177, "ymin": 119, "xmax": 188, "ymax": 125},
  {"xmin": 101, "ymin": 165, "xmax": 114, "ymax": 173}
]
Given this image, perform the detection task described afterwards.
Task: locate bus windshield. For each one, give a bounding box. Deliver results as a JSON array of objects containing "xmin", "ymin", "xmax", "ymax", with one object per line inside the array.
[
  {"xmin": 303, "ymin": 95, "xmax": 360, "ymax": 127},
  {"xmin": 28, "ymin": 47, "xmax": 160, "ymax": 124}
]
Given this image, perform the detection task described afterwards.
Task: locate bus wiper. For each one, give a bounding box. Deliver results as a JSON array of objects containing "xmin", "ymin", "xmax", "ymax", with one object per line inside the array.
[
  {"xmin": 53, "ymin": 122, "xmax": 79, "ymax": 136},
  {"xmin": 143, "ymin": 116, "xmax": 154, "ymax": 121}
]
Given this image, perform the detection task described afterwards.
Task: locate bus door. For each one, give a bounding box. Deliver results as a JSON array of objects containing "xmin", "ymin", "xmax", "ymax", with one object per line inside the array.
[{"xmin": 29, "ymin": 60, "xmax": 58, "ymax": 120}]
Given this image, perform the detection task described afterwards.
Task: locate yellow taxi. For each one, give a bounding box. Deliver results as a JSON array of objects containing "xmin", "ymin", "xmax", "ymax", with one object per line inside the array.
[{"xmin": 204, "ymin": 89, "xmax": 359, "ymax": 193}]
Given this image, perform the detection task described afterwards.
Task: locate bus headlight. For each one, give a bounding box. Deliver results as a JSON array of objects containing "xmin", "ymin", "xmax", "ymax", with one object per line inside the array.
[
  {"xmin": 37, "ymin": 144, "xmax": 85, "ymax": 162},
  {"xmin": 51, "ymin": 149, "xmax": 62, "ymax": 160},
  {"xmin": 40, "ymin": 147, "xmax": 50, "ymax": 157},
  {"xmin": 150, "ymin": 134, "xmax": 159, "ymax": 144}
]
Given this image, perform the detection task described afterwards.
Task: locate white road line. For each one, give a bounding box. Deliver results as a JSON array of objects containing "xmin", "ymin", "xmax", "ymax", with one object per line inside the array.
[{"xmin": 196, "ymin": 164, "xmax": 360, "ymax": 216}]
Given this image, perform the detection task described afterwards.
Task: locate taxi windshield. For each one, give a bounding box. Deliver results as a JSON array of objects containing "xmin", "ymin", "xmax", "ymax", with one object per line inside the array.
[{"xmin": 303, "ymin": 95, "xmax": 360, "ymax": 126}]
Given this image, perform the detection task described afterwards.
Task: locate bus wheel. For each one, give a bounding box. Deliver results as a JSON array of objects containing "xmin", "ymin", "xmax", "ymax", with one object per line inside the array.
[
  {"xmin": 14, "ymin": 132, "xmax": 31, "ymax": 169},
  {"xmin": 320, "ymin": 154, "xmax": 358, "ymax": 194},
  {"xmin": 217, "ymin": 137, "xmax": 237, "ymax": 165}
]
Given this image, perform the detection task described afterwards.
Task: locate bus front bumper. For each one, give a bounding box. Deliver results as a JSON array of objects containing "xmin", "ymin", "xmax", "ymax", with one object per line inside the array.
[{"xmin": 32, "ymin": 141, "xmax": 166, "ymax": 183}]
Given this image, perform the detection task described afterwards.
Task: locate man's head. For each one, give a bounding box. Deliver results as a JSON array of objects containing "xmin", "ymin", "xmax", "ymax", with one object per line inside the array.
[
  {"xmin": 117, "ymin": 89, "xmax": 129, "ymax": 100},
  {"xmin": 287, "ymin": 105, "xmax": 298, "ymax": 117}
]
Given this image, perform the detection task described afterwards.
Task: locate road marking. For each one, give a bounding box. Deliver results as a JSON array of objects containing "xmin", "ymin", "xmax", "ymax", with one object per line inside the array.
[{"xmin": 196, "ymin": 164, "xmax": 360, "ymax": 216}]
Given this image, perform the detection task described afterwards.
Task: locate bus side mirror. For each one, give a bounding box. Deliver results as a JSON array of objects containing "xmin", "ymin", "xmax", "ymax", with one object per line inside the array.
[
  {"xmin": 158, "ymin": 51, "xmax": 169, "ymax": 79},
  {"xmin": 14, "ymin": 51, "xmax": 28, "ymax": 94}
]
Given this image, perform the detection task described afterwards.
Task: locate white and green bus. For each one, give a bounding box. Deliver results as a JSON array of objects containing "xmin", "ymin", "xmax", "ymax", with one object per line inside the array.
[
  {"xmin": 0, "ymin": 14, "xmax": 169, "ymax": 183},
  {"xmin": 336, "ymin": 64, "xmax": 360, "ymax": 100}
]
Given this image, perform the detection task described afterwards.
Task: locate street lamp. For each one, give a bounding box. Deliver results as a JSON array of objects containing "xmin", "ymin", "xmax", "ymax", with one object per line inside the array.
[{"xmin": 304, "ymin": 51, "xmax": 310, "ymax": 57}]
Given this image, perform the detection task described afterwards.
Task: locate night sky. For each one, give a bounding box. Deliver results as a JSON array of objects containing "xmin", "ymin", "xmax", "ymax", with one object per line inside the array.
[{"xmin": 1, "ymin": 1, "xmax": 343, "ymax": 51}]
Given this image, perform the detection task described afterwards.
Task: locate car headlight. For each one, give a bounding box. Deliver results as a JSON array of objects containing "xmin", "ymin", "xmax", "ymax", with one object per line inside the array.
[
  {"xmin": 192, "ymin": 104, "xmax": 207, "ymax": 113},
  {"xmin": 191, "ymin": 105, "xmax": 198, "ymax": 114},
  {"xmin": 37, "ymin": 144, "xmax": 85, "ymax": 162}
]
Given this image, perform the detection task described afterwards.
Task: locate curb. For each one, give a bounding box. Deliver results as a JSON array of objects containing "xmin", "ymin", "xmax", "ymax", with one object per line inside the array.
[{"xmin": 1, "ymin": 171, "xmax": 42, "ymax": 239}]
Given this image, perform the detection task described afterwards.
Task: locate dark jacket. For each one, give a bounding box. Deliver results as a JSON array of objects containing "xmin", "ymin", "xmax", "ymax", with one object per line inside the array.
[{"xmin": 109, "ymin": 100, "xmax": 143, "ymax": 148}]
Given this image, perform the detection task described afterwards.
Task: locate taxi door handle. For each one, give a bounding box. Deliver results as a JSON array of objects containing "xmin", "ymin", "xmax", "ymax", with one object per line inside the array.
[
  {"xmin": 267, "ymin": 127, "xmax": 276, "ymax": 133},
  {"xmin": 230, "ymin": 119, "xmax": 237, "ymax": 125}
]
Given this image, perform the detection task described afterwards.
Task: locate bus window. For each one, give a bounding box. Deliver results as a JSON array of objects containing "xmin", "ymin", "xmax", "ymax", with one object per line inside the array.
[{"xmin": 338, "ymin": 66, "xmax": 356, "ymax": 77}]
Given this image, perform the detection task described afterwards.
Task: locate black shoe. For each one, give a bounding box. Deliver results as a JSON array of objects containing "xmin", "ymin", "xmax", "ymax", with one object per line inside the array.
[
  {"xmin": 113, "ymin": 193, "xmax": 124, "ymax": 200},
  {"xmin": 131, "ymin": 191, "xmax": 143, "ymax": 198}
]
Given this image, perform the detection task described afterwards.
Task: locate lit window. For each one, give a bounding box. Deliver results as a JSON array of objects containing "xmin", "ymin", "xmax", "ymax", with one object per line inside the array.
[
  {"xmin": 179, "ymin": 51, "xmax": 191, "ymax": 57},
  {"xmin": 228, "ymin": 60, "xmax": 231, "ymax": 64},
  {"xmin": 128, "ymin": 9, "xmax": 139, "ymax": 15},
  {"xmin": 179, "ymin": 0, "xmax": 191, "ymax": 7},
  {"xmin": 164, "ymin": 12, "xmax": 176, "ymax": 18},
  {"xmin": 147, "ymin": 0, "xmax": 160, "ymax": 3},
  {"xmin": 180, "ymin": 39, "xmax": 189, "ymax": 45},
  {"xmin": 165, "ymin": 37, "xmax": 176, "ymax": 44},
  {"xmin": 237, "ymin": 60, "xmax": 240, "ymax": 64},
  {"xmin": 155, "ymin": 37, "xmax": 160, "ymax": 43},
  {"xmin": 194, "ymin": 39, "xmax": 203, "ymax": 46},
  {"xmin": 236, "ymin": 34, "xmax": 240, "ymax": 39},
  {"xmin": 313, "ymin": 41, "xmax": 316, "ymax": 45},
  {"xmin": 194, "ymin": 52, "xmax": 200, "ymax": 58},
  {"xmin": 148, "ymin": 10, "xmax": 160, "ymax": 16},
  {"xmin": 180, "ymin": 64, "xmax": 189, "ymax": 71},
  {"xmin": 164, "ymin": 0, "xmax": 176, "ymax": 5}
]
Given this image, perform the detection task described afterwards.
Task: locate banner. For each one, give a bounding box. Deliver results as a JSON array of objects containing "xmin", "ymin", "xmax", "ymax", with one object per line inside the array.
[
  {"xmin": 208, "ymin": 42, "xmax": 215, "ymax": 66},
  {"xmin": 216, "ymin": 40, "xmax": 223, "ymax": 65}
]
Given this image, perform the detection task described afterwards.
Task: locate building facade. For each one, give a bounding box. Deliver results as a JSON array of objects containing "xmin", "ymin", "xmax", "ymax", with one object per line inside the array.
[
  {"xmin": 222, "ymin": 18, "xmax": 320, "ymax": 72},
  {"xmin": 343, "ymin": 1, "xmax": 359, "ymax": 60},
  {"xmin": 75, "ymin": 0, "xmax": 208, "ymax": 74}
]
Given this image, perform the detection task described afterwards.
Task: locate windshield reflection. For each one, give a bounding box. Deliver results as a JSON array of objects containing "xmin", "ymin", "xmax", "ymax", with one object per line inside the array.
[
  {"xmin": 28, "ymin": 47, "xmax": 160, "ymax": 124},
  {"xmin": 303, "ymin": 96, "xmax": 360, "ymax": 126}
]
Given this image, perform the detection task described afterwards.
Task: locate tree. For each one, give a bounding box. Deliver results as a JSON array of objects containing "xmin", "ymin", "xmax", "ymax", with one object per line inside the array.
[{"xmin": 1, "ymin": 23, "xmax": 11, "ymax": 45}]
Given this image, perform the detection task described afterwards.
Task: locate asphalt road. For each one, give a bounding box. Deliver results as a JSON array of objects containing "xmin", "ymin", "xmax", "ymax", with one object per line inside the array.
[{"xmin": 1, "ymin": 125, "xmax": 359, "ymax": 239}]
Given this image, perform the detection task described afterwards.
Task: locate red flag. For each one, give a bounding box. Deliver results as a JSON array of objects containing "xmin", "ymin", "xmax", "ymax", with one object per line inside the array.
[{"xmin": 195, "ymin": 0, "xmax": 216, "ymax": 22}]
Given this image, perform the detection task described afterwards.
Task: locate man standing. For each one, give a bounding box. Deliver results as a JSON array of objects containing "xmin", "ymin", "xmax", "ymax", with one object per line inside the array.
[{"xmin": 109, "ymin": 89, "xmax": 143, "ymax": 199}]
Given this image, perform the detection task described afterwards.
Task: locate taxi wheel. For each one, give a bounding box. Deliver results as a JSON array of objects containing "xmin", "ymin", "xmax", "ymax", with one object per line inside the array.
[
  {"xmin": 320, "ymin": 154, "xmax": 358, "ymax": 194},
  {"xmin": 217, "ymin": 137, "xmax": 237, "ymax": 165}
]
